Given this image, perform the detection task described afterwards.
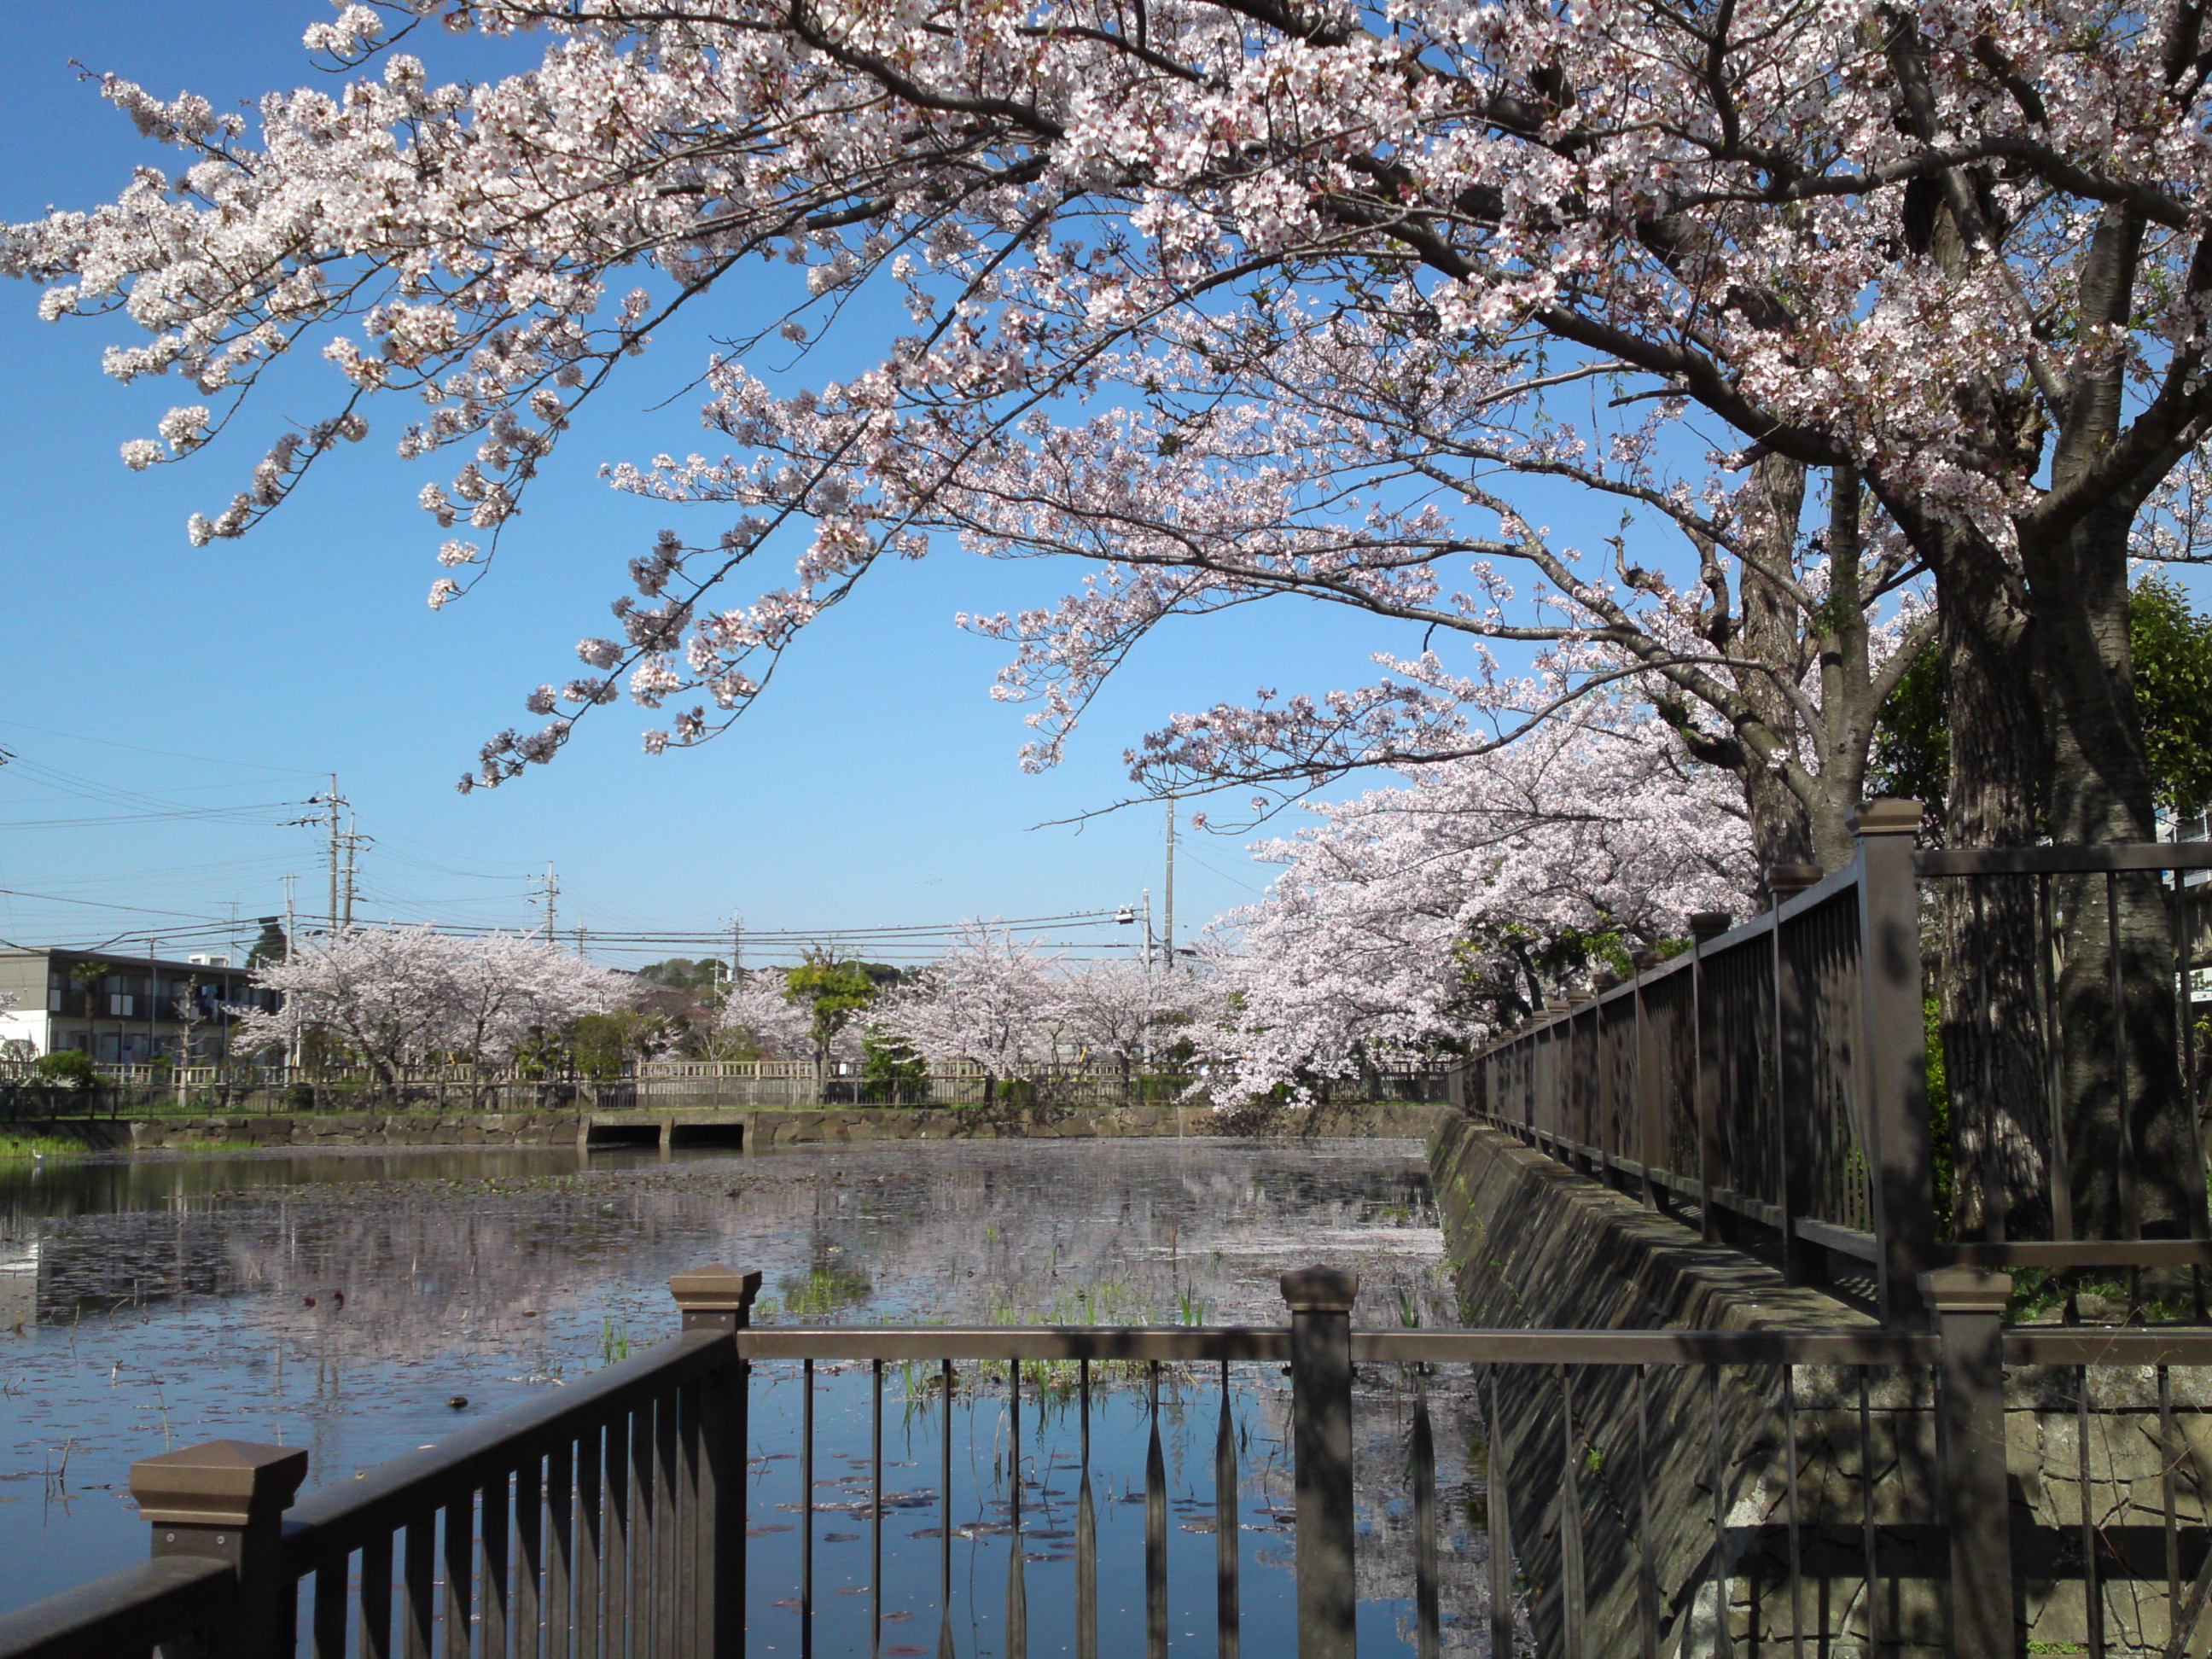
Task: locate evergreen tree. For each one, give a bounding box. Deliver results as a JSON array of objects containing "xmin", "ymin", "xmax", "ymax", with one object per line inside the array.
[{"xmin": 246, "ymin": 917, "xmax": 288, "ymax": 969}]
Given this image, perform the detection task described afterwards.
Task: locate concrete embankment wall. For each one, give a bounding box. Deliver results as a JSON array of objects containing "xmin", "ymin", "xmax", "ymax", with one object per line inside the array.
[
  {"xmin": 1429, "ymin": 1115, "xmax": 2212, "ymax": 1659},
  {"xmin": 99, "ymin": 1098, "xmax": 1449, "ymax": 1151}
]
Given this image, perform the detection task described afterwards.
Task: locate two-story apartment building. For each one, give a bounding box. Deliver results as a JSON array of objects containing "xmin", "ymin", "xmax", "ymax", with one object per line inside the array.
[{"xmin": 0, "ymin": 948, "xmax": 281, "ymax": 1065}]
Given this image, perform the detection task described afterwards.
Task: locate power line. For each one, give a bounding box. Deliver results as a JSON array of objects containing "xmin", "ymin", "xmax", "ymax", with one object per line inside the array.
[{"xmin": 0, "ymin": 719, "xmax": 325, "ymax": 775}]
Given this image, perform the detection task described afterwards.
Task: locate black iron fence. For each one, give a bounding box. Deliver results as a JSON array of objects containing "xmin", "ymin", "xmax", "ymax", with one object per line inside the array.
[
  {"xmin": 7, "ymin": 1261, "xmax": 2203, "ymax": 1659},
  {"xmin": 1463, "ymin": 800, "xmax": 2212, "ymax": 1321}
]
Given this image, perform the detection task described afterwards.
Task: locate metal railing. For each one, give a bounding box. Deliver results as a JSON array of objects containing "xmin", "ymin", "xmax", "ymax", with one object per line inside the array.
[
  {"xmin": 1463, "ymin": 800, "xmax": 2212, "ymax": 1321},
  {"xmin": 6, "ymin": 1260, "xmax": 2195, "ymax": 1659}
]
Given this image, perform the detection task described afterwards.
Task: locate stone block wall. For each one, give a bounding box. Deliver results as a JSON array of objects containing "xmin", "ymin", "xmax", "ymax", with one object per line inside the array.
[
  {"xmin": 116, "ymin": 1099, "xmax": 1450, "ymax": 1150},
  {"xmin": 1429, "ymin": 1115, "xmax": 2212, "ymax": 1659}
]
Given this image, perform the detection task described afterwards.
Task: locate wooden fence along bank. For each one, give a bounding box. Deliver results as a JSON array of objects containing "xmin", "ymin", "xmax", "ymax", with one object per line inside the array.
[{"xmin": 5, "ymin": 799, "xmax": 2212, "ymax": 1657}]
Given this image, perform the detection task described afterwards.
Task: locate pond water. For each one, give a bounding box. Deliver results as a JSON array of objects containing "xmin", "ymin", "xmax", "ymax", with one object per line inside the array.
[{"xmin": 0, "ymin": 1138, "xmax": 1499, "ymax": 1654}]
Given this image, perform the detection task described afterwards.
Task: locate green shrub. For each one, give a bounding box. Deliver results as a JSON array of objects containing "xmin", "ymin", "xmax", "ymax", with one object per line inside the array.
[
  {"xmin": 860, "ymin": 1031, "xmax": 928, "ymax": 1103},
  {"xmin": 33, "ymin": 1050, "xmax": 98, "ymax": 1088}
]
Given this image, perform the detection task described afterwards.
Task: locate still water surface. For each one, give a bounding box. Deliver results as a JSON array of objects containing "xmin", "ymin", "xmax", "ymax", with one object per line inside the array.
[{"xmin": 0, "ymin": 1138, "xmax": 1495, "ymax": 1653}]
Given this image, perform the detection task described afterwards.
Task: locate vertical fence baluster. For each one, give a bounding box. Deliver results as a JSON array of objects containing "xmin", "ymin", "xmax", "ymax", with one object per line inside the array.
[
  {"xmin": 2040, "ymin": 872, "xmax": 2075, "ymax": 1242},
  {"xmin": 942, "ymin": 1353, "xmax": 959, "ymax": 1659},
  {"xmin": 655, "ymin": 1387, "xmax": 680, "ymax": 1659},
  {"xmin": 2082, "ymin": 1365, "xmax": 2105, "ymax": 1659},
  {"xmin": 361, "ymin": 1529, "xmax": 396, "ymax": 1659},
  {"xmin": 548, "ymin": 1439, "xmax": 573, "ymax": 1659},
  {"xmin": 1779, "ymin": 1365, "xmax": 1803, "ymax": 1659},
  {"xmin": 401, "ymin": 1517, "xmax": 435, "ymax": 1659},
  {"xmin": 674, "ymin": 1377, "xmax": 700, "ymax": 1659},
  {"xmin": 312, "ymin": 1558, "xmax": 349, "ymax": 1659},
  {"xmin": 2164, "ymin": 1365, "xmax": 2181, "ymax": 1617},
  {"xmin": 1005, "ymin": 1354, "xmax": 1024, "ymax": 1659},
  {"xmin": 1559, "ymin": 1364, "xmax": 1586, "ymax": 1659},
  {"xmin": 1637, "ymin": 1365, "xmax": 1656, "ymax": 1659},
  {"xmin": 940, "ymin": 1359, "xmax": 956, "ymax": 1659},
  {"xmin": 604, "ymin": 1412, "xmax": 629, "ymax": 1657},
  {"xmin": 1076, "ymin": 1358, "xmax": 1096, "ymax": 1659},
  {"xmin": 1858, "ymin": 1368, "xmax": 1879, "ymax": 1658},
  {"xmin": 517, "ymin": 1455, "xmax": 544, "ymax": 1659},
  {"xmin": 1409, "ymin": 1365, "xmax": 1437, "ymax": 1659},
  {"xmin": 1708, "ymin": 1363, "xmax": 1732, "ymax": 1659},
  {"xmin": 484, "ymin": 1470, "xmax": 512, "ymax": 1659},
  {"xmin": 631, "ymin": 1389, "xmax": 654, "ymax": 1654},
  {"xmin": 1693, "ymin": 917, "xmax": 1722, "ymax": 1242},
  {"xmin": 1217, "ymin": 1358, "xmax": 1243, "ymax": 1659},
  {"xmin": 1487, "ymin": 1366, "xmax": 1513, "ymax": 1659},
  {"xmin": 1146, "ymin": 1362, "xmax": 1168, "ymax": 1659},
  {"xmin": 874, "ymin": 1359, "xmax": 888, "ymax": 1659},
  {"xmin": 804, "ymin": 1358, "xmax": 817, "ymax": 1659},
  {"xmin": 577, "ymin": 1428, "xmax": 602, "ymax": 1659},
  {"xmin": 442, "ymin": 1495, "xmax": 474, "ymax": 1659},
  {"xmin": 2109, "ymin": 869, "xmax": 2143, "ymax": 1242}
]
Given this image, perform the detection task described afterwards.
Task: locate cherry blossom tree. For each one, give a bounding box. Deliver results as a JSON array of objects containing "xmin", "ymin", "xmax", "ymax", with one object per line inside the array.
[
  {"xmin": 712, "ymin": 970, "xmax": 819, "ymax": 1061},
  {"xmin": 1194, "ymin": 700, "xmax": 1755, "ymax": 1103},
  {"xmin": 233, "ymin": 926, "xmax": 627, "ymax": 1084},
  {"xmin": 12, "ymin": 0, "xmax": 2207, "ymax": 1230},
  {"xmin": 1051, "ymin": 958, "xmax": 1195, "ymax": 1092},
  {"xmin": 876, "ymin": 926, "xmax": 1066, "ymax": 1102},
  {"xmin": 5, "ymin": 0, "xmax": 2194, "ymax": 854}
]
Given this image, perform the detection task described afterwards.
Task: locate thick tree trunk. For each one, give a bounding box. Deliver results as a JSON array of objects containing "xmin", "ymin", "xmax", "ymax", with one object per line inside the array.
[
  {"xmin": 2029, "ymin": 500, "xmax": 2196, "ymax": 1239},
  {"xmin": 1933, "ymin": 529, "xmax": 2052, "ymax": 1239}
]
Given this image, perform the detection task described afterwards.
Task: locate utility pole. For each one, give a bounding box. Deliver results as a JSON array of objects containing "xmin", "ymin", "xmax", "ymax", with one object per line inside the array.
[
  {"xmin": 731, "ymin": 910, "xmax": 743, "ymax": 986},
  {"xmin": 341, "ymin": 813, "xmax": 364, "ymax": 932},
  {"xmin": 322, "ymin": 774, "xmax": 346, "ymax": 939},
  {"xmin": 1163, "ymin": 795, "xmax": 1177, "ymax": 972},
  {"xmin": 531, "ymin": 861, "xmax": 560, "ymax": 941},
  {"xmin": 1142, "ymin": 888, "xmax": 1155, "ymax": 973}
]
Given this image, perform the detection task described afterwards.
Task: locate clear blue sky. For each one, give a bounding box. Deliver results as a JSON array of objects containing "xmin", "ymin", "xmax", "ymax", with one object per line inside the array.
[{"xmin": 0, "ymin": 3, "xmax": 1417, "ymax": 969}]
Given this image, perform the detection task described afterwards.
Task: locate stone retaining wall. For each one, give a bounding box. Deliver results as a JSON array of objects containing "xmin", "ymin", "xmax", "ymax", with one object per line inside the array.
[
  {"xmin": 1429, "ymin": 1115, "xmax": 2212, "ymax": 1659},
  {"xmin": 114, "ymin": 1099, "xmax": 1448, "ymax": 1151}
]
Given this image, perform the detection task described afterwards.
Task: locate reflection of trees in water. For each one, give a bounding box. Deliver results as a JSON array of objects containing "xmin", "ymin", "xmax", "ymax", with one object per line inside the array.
[{"xmin": 12, "ymin": 1141, "xmax": 1447, "ymax": 1372}]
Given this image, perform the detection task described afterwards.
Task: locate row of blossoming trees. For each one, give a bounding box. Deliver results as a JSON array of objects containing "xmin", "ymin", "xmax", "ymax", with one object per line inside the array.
[{"xmin": 234, "ymin": 693, "xmax": 1749, "ymax": 1105}]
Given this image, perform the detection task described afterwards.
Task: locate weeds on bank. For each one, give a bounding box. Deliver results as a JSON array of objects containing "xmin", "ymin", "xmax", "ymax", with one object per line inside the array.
[{"xmin": 2009, "ymin": 1266, "xmax": 2205, "ymax": 1324}]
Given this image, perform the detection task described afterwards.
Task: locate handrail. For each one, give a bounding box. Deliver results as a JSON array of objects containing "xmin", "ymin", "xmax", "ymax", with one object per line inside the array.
[
  {"xmin": 0, "ymin": 1556, "xmax": 231, "ymax": 1659},
  {"xmin": 736, "ymin": 1322, "xmax": 1952, "ymax": 1366},
  {"xmin": 1355, "ymin": 1328, "xmax": 1941, "ymax": 1365},
  {"xmin": 740, "ymin": 1324, "xmax": 1293, "ymax": 1362},
  {"xmin": 1915, "ymin": 841, "xmax": 2212, "ymax": 875}
]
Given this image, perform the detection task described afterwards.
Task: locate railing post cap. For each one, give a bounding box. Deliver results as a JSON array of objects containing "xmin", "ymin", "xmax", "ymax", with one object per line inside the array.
[
  {"xmin": 1279, "ymin": 1266, "xmax": 1359, "ymax": 1313},
  {"xmin": 1918, "ymin": 1266, "xmax": 2012, "ymax": 1313},
  {"xmin": 129, "ymin": 1440, "xmax": 307, "ymax": 1528},
  {"xmin": 1850, "ymin": 799, "xmax": 1924, "ymax": 836},
  {"xmin": 1630, "ymin": 949, "xmax": 1664, "ymax": 970},
  {"xmin": 669, "ymin": 1264, "xmax": 763, "ymax": 1313},
  {"xmin": 1767, "ymin": 863, "xmax": 1822, "ymax": 899},
  {"xmin": 1566, "ymin": 989, "xmax": 1593, "ymax": 1004},
  {"xmin": 1688, "ymin": 911, "xmax": 1732, "ymax": 941}
]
